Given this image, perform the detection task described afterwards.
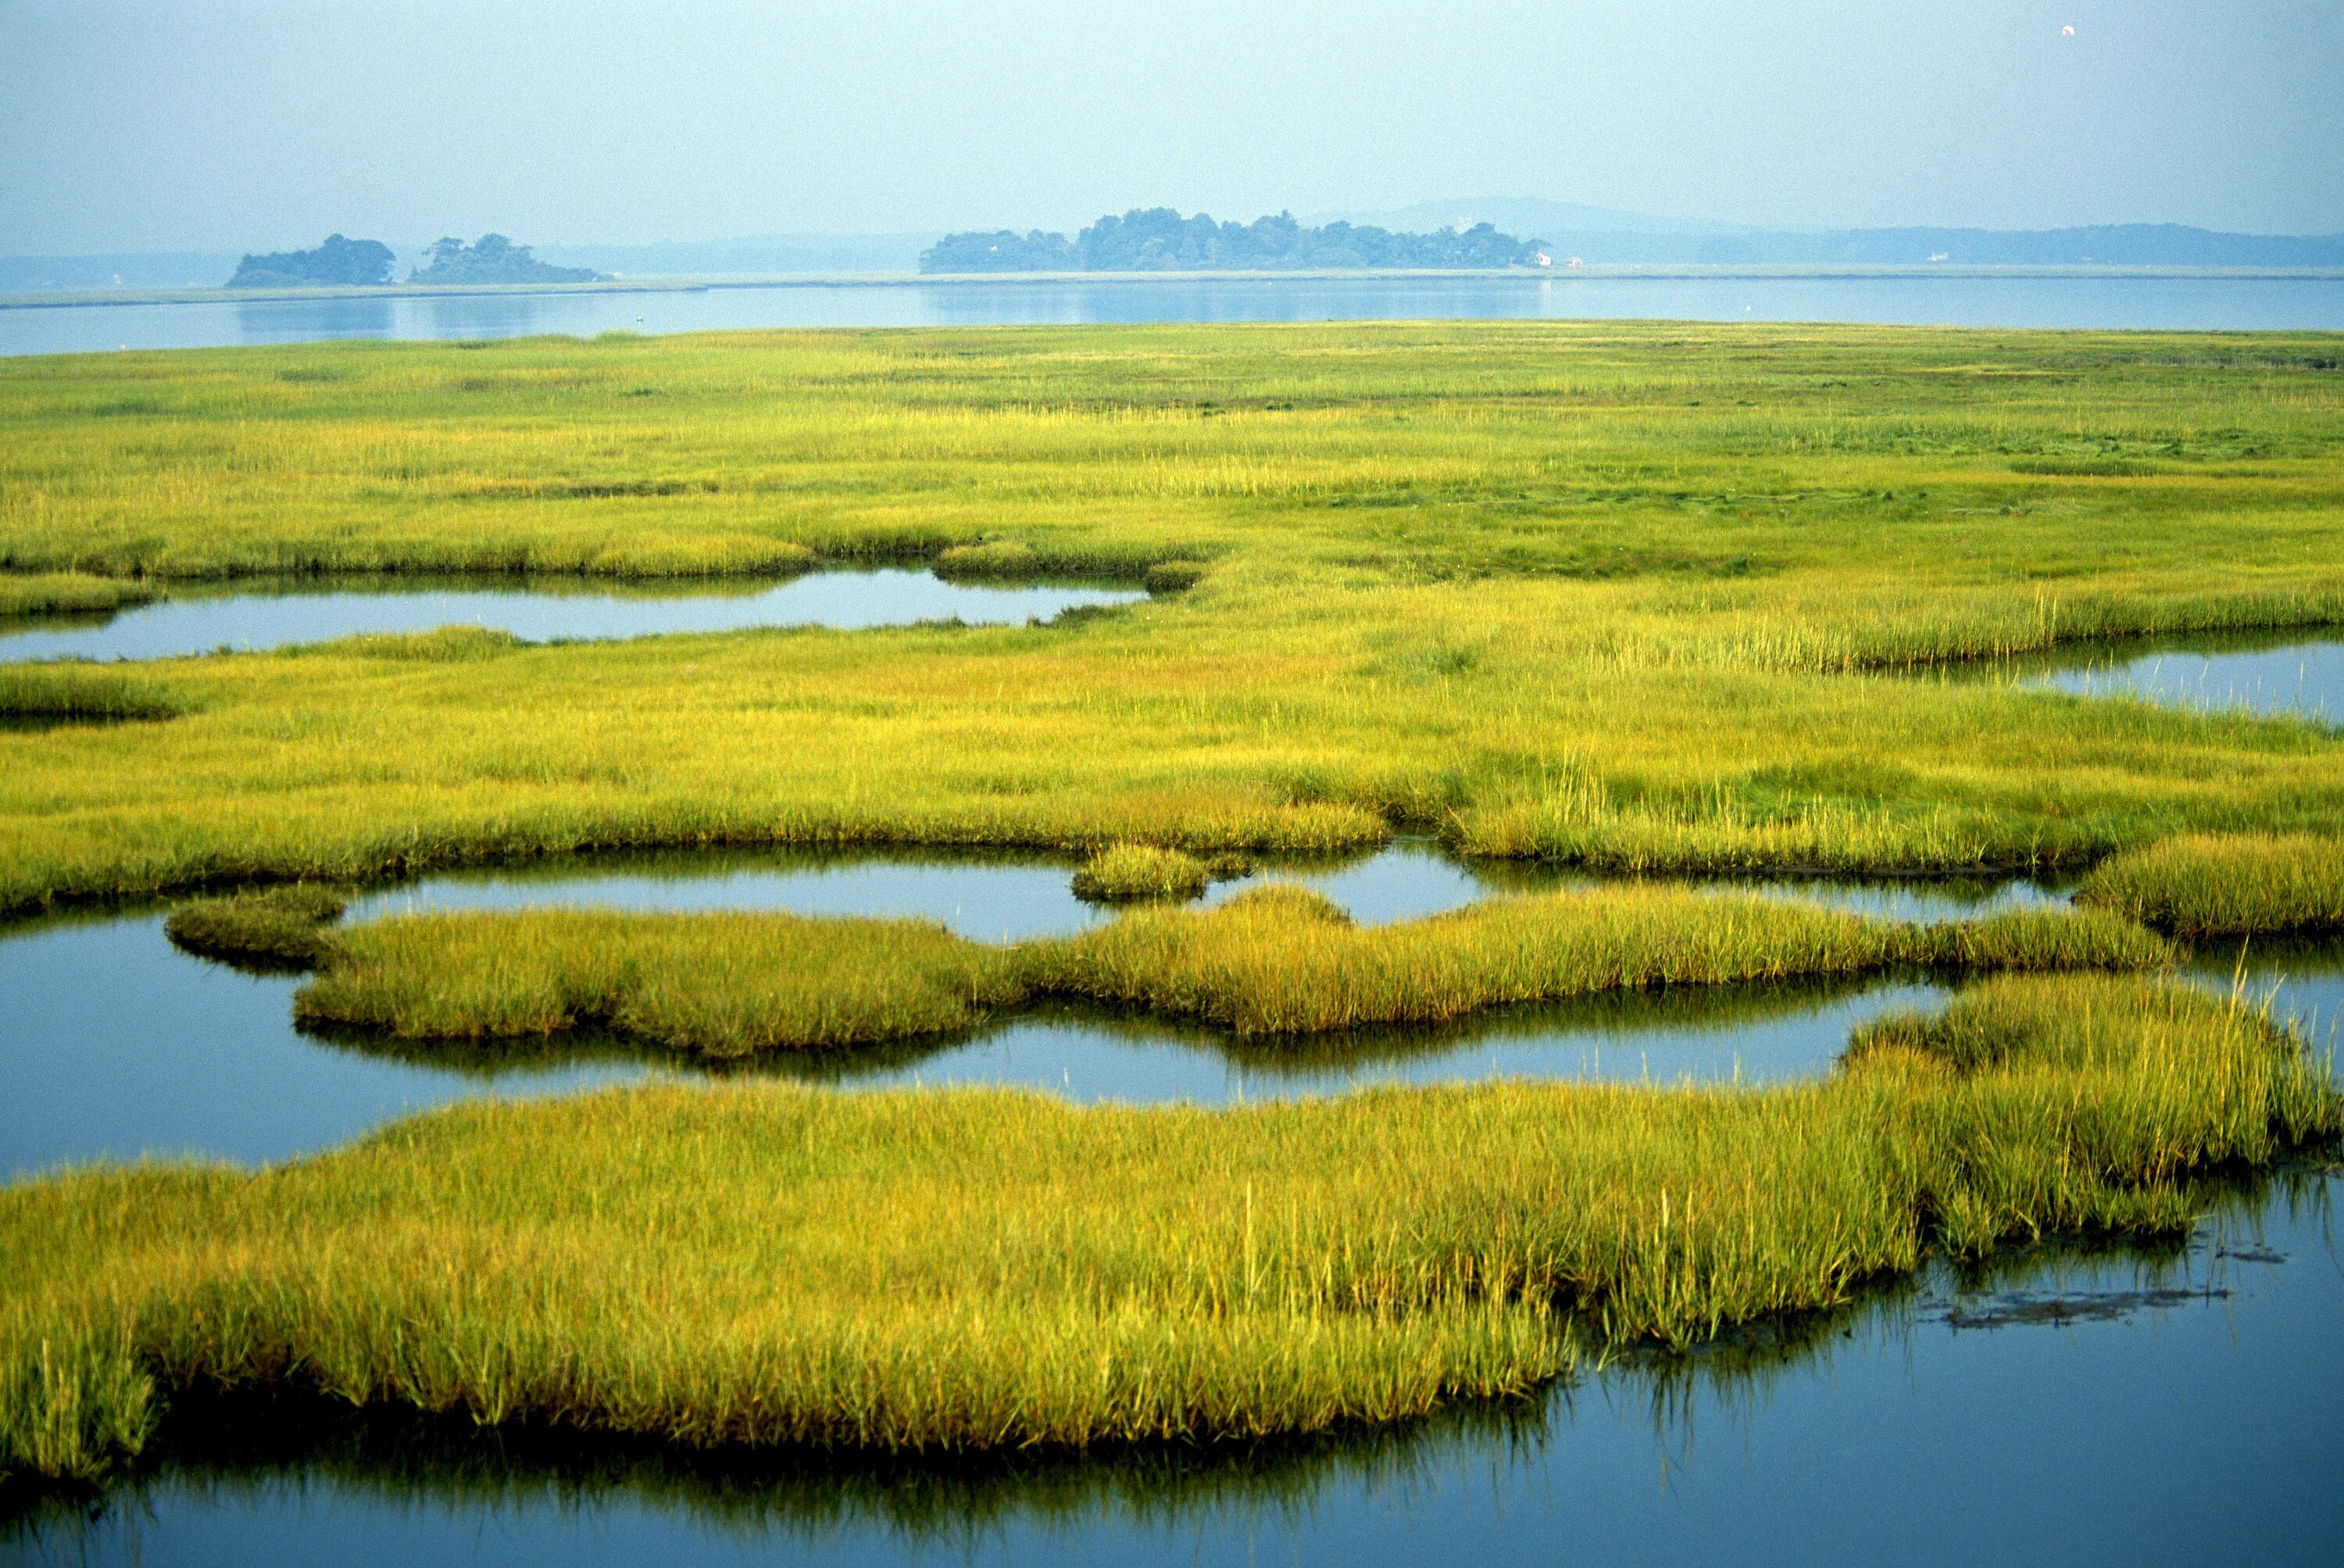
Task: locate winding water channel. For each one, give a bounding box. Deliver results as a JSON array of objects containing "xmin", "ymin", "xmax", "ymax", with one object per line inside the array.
[{"xmin": 0, "ymin": 569, "xmax": 1144, "ymax": 663}]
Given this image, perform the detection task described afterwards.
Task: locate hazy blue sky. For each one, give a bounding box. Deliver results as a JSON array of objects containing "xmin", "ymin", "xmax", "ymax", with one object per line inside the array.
[{"xmin": 3, "ymin": 0, "xmax": 2339, "ymax": 254}]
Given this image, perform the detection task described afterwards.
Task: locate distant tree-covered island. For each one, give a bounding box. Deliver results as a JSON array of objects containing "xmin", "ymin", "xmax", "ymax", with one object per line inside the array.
[
  {"xmin": 223, "ymin": 233, "xmax": 604, "ymax": 289},
  {"xmin": 920, "ymin": 209, "xmax": 1552, "ymax": 273},
  {"xmin": 409, "ymin": 234, "xmax": 604, "ymax": 285},
  {"xmin": 225, "ymin": 234, "xmax": 395, "ymax": 288}
]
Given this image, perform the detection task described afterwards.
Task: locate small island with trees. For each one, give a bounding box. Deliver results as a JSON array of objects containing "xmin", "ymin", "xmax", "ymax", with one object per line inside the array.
[
  {"xmin": 224, "ymin": 233, "xmax": 604, "ymax": 289},
  {"xmin": 921, "ymin": 209, "xmax": 1552, "ymax": 273}
]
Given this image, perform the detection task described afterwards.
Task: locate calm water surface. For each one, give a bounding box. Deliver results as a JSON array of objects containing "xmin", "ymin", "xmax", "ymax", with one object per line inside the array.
[
  {"xmin": 6, "ymin": 273, "xmax": 2342, "ymax": 356},
  {"xmin": 0, "ymin": 570, "xmax": 1142, "ymax": 664},
  {"xmin": 9, "ymin": 1171, "xmax": 2336, "ymax": 1566}
]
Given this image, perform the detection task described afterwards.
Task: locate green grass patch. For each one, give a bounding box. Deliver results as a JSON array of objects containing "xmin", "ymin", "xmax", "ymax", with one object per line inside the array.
[
  {"xmin": 2077, "ymin": 832, "xmax": 2344, "ymax": 934},
  {"xmin": 1070, "ymin": 844, "xmax": 1212, "ymax": 902},
  {"xmin": 2, "ymin": 973, "xmax": 2331, "ymax": 1478},
  {"xmin": 164, "ymin": 885, "xmax": 348, "ymax": 971}
]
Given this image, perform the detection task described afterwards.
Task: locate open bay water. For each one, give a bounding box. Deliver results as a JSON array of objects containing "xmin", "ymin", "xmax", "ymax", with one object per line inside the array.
[
  {"xmin": 0, "ymin": 570, "xmax": 1142, "ymax": 664},
  {"xmin": 8, "ymin": 1169, "xmax": 2338, "ymax": 1566},
  {"xmin": 4, "ymin": 272, "xmax": 2342, "ymax": 355}
]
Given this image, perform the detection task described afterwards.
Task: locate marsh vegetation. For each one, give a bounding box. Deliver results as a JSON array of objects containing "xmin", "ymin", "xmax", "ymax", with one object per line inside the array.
[{"xmin": 2, "ymin": 320, "xmax": 2339, "ymax": 1496}]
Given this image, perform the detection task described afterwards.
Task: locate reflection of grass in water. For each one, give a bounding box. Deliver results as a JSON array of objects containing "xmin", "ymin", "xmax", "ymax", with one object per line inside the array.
[
  {"xmin": 1207, "ymin": 971, "xmax": 1917, "ymax": 1076},
  {"xmin": 0, "ymin": 1380, "xmax": 1550, "ymax": 1551},
  {"xmin": 290, "ymin": 977, "xmax": 1917, "ymax": 1087}
]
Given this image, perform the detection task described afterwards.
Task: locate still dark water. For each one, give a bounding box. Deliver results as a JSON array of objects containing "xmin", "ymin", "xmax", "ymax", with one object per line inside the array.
[
  {"xmin": 0, "ymin": 571, "xmax": 1141, "ymax": 664},
  {"xmin": 2024, "ymin": 632, "xmax": 2343, "ymax": 724},
  {"xmin": 5, "ymin": 273, "xmax": 2342, "ymax": 355},
  {"xmin": 9, "ymin": 1170, "xmax": 2338, "ymax": 1567}
]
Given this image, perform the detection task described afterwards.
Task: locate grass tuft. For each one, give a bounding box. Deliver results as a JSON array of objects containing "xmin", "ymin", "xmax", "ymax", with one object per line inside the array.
[
  {"xmin": 164, "ymin": 885, "xmax": 348, "ymax": 971},
  {"xmin": 1070, "ymin": 845, "xmax": 1211, "ymax": 902}
]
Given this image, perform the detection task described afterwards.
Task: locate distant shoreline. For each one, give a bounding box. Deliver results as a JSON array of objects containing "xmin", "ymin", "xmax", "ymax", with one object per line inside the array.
[{"xmin": 7, "ymin": 263, "xmax": 2344, "ymax": 311}]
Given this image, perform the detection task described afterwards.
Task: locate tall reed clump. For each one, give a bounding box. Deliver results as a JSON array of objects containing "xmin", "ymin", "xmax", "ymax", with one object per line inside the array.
[
  {"xmin": 0, "ymin": 1310, "xmax": 156, "ymax": 1484},
  {"xmin": 296, "ymin": 909, "xmax": 1024, "ymax": 1055},
  {"xmin": 2076, "ymin": 833, "xmax": 2344, "ymax": 935},
  {"xmin": 165, "ymin": 885, "xmax": 348, "ymax": 970},
  {"xmin": 1070, "ymin": 844, "xmax": 1212, "ymax": 902},
  {"xmin": 2, "ymin": 973, "xmax": 2332, "ymax": 1479}
]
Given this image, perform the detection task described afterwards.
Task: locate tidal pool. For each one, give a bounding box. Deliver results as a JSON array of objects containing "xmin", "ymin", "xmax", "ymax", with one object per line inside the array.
[
  {"xmin": 0, "ymin": 568, "xmax": 1145, "ymax": 664},
  {"xmin": 8, "ymin": 1170, "xmax": 2335, "ymax": 1566}
]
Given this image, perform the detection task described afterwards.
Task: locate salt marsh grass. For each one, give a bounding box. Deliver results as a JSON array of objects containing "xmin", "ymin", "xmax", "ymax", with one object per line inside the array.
[
  {"xmin": 2, "ymin": 323, "xmax": 2341, "ymax": 916},
  {"xmin": 2078, "ymin": 833, "xmax": 2344, "ymax": 934},
  {"xmin": 2, "ymin": 974, "xmax": 2331, "ymax": 1479}
]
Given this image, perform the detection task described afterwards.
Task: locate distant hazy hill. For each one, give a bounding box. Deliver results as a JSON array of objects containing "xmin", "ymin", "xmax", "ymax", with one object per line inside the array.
[
  {"xmin": 922, "ymin": 209, "xmax": 1551, "ymax": 273},
  {"xmin": 1328, "ymin": 201, "xmax": 2344, "ymax": 267}
]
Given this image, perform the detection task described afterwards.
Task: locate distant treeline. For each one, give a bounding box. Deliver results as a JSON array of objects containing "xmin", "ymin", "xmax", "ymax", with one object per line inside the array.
[
  {"xmin": 227, "ymin": 234, "xmax": 395, "ymax": 288},
  {"xmin": 225, "ymin": 234, "xmax": 604, "ymax": 288},
  {"xmin": 409, "ymin": 234, "xmax": 601, "ymax": 285},
  {"xmin": 921, "ymin": 209, "xmax": 1550, "ymax": 273}
]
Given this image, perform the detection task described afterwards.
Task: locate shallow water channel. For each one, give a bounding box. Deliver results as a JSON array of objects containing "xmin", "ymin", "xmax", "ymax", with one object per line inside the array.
[
  {"xmin": 9, "ymin": 1169, "xmax": 2338, "ymax": 1566},
  {"xmin": 0, "ymin": 568, "xmax": 1144, "ymax": 664},
  {"xmin": 0, "ymin": 840, "xmax": 2131, "ymax": 1176}
]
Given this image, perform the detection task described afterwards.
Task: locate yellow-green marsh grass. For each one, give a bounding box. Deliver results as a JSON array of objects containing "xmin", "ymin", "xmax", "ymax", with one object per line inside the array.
[
  {"xmin": 3, "ymin": 973, "xmax": 2333, "ymax": 1479},
  {"xmin": 1070, "ymin": 844, "xmax": 1213, "ymax": 902},
  {"xmin": 1024, "ymin": 883, "xmax": 2171, "ymax": 1035},
  {"xmin": 287, "ymin": 886, "xmax": 2171, "ymax": 1055},
  {"xmin": 2077, "ymin": 832, "xmax": 2344, "ymax": 934},
  {"xmin": 3, "ymin": 323, "xmax": 2343, "ymax": 915}
]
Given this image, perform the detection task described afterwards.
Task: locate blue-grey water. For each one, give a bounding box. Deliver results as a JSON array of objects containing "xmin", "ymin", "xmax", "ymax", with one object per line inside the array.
[
  {"xmin": 5, "ymin": 273, "xmax": 2342, "ymax": 356},
  {"xmin": 0, "ymin": 570, "xmax": 1141, "ymax": 664},
  {"xmin": 8, "ymin": 1170, "xmax": 2336, "ymax": 1567}
]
